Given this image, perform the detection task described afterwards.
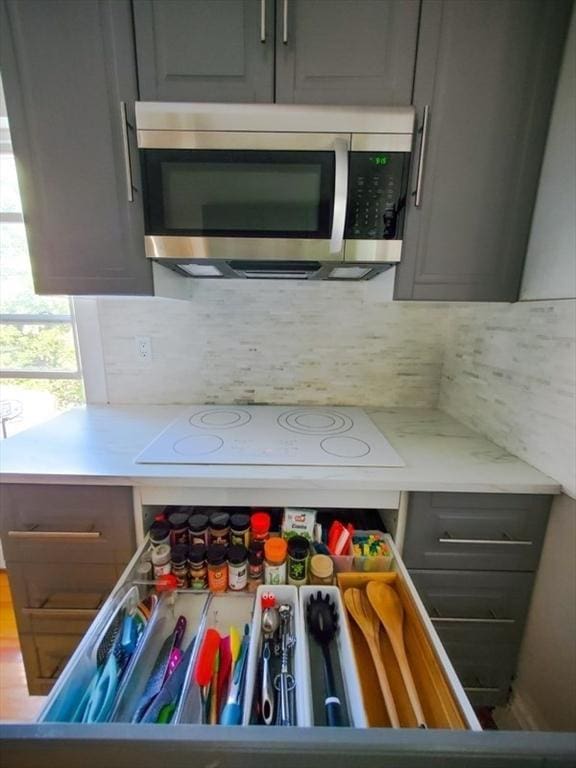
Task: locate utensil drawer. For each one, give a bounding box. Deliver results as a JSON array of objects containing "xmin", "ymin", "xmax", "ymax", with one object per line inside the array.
[
  {"xmin": 408, "ymin": 570, "xmax": 534, "ymax": 643},
  {"xmin": 0, "ymin": 484, "xmax": 135, "ymax": 564},
  {"xmin": 34, "ymin": 530, "xmax": 479, "ymax": 739},
  {"xmin": 403, "ymin": 493, "xmax": 550, "ymax": 571}
]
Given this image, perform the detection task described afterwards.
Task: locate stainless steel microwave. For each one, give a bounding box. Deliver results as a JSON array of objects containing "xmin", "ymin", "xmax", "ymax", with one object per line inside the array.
[{"xmin": 135, "ymin": 103, "xmax": 415, "ymax": 280}]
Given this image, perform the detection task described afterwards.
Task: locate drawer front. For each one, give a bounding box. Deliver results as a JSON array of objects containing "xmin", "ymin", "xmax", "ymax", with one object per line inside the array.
[
  {"xmin": 403, "ymin": 493, "xmax": 551, "ymax": 571},
  {"xmin": 446, "ymin": 652, "xmax": 513, "ymax": 708},
  {"xmin": 408, "ymin": 570, "xmax": 534, "ymax": 642},
  {"xmin": 0, "ymin": 484, "xmax": 135, "ymax": 564},
  {"xmin": 20, "ymin": 632, "xmax": 85, "ymax": 695},
  {"xmin": 7, "ymin": 561, "xmax": 123, "ymax": 634}
]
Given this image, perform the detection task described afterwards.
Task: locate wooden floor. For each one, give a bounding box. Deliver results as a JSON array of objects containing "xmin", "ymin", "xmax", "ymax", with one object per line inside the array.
[{"xmin": 0, "ymin": 571, "xmax": 45, "ymax": 721}]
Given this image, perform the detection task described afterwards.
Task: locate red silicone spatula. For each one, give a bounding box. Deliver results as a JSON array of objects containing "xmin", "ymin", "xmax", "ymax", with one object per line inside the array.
[{"xmin": 194, "ymin": 628, "xmax": 220, "ymax": 724}]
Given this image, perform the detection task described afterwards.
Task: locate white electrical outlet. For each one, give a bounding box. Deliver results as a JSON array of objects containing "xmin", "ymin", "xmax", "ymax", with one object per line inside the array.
[{"xmin": 135, "ymin": 335, "xmax": 152, "ymax": 363}]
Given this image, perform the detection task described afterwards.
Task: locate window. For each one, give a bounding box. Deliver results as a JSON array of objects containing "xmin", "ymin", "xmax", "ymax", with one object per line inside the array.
[{"xmin": 0, "ymin": 78, "xmax": 84, "ymax": 437}]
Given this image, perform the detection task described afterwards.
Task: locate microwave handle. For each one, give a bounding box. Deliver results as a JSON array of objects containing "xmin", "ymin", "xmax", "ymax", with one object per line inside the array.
[{"xmin": 329, "ymin": 138, "xmax": 349, "ymax": 255}]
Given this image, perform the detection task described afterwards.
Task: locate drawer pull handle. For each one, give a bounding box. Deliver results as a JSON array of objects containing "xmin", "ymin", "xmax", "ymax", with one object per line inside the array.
[
  {"xmin": 431, "ymin": 616, "xmax": 515, "ymax": 625},
  {"xmin": 439, "ymin": 532, "xmax": 532, "ymax": 546},
  {"xmin": 464, "ymin": 686, "xmax": 501, "ymax": 693},
  {"xmin": 22, "ymin": 608, "xmax": 99, "ymax": 619},
  {"xmin": 8, "ymin": 530, "xmax": 102, "ymax": 540}
]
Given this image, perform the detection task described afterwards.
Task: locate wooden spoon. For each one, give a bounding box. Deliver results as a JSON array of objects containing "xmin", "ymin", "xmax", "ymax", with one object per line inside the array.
[
  {"xmin": 366, "ymin": 581, "xmax": 427, "ymax": 728},
  {"xmin": 343, "ymin": 588, "xmax": 400, "ymax": 728}
]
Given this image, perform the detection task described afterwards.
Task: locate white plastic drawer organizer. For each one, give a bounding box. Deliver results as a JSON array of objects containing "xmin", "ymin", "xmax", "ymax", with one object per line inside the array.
[{"xmin": 38, "ymin": 536, "xmax": 479, "ymax": 731}]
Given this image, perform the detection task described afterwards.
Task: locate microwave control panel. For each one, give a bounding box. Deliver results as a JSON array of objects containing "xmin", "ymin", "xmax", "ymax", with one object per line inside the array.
[{"xmin": 345, "ymin": 152, "xmax": 410, "ymax": 240}]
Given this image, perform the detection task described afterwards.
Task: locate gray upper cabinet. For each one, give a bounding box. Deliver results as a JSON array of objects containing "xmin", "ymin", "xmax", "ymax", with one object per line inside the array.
[
  {"xmin": 394, "ymin": 0, "xmax": 573, "ymax": 302},
  {"xmin": 133, "ymin": 0, "xmax": 275, "ymax": 102},
  {"xmin": 0, "ymin": 0, "xmax": 153, "ymax": 296},
  {"xmin": 275, "ymin": 0, "xmax": 420, "ymax": 105}
]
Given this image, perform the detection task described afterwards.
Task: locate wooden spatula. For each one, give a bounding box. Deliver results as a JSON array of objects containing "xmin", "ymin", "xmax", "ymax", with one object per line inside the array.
[
  {"xmin": 366, "ymin": 581, "xmax": 427, "ymax": 728},
  {"xmin": 343, "ymin": 588, "xmax": 400, "ymax": 728}
]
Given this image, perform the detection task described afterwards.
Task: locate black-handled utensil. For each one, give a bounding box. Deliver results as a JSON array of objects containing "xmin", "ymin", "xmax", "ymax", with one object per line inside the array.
[{"xmin": 306, "ymin": 592, "xmax": 347, "ymax": 727}]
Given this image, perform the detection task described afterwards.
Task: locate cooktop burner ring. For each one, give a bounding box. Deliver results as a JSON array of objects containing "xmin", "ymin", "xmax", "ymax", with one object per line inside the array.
[
  {"xmin": 320, "ymin": 436, "xmax": 371, "ymax": 458},
  {"xmin": 277, "ymin": 408, "xmax": 354, "ymax": 436},
  {"xmin": 189, "ymin": 408, "xmax": 252, "ymax": 430},
  {"xmin": 173, "ymin": 434, "xmax": 224, "ymax": 457}
]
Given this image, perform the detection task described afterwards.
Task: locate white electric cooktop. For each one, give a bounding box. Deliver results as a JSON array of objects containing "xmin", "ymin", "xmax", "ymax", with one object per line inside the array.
[{"xmin": 135, "ymin": 406, "xmax": 404, "ymax": 468}]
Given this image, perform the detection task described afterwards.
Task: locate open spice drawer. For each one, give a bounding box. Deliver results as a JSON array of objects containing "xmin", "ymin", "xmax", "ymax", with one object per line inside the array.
[{"xmin": 33, "ymin": 532, "xmax": 479, "ymax": 734}]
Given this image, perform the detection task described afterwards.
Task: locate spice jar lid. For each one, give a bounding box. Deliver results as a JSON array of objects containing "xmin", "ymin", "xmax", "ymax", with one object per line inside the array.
[
  {"xmin": 209, "ymin": 511, "xmax": 230, "ymax": 530},
  {"xmin": 168, "ymin": 510, "xmax": 190, "ymax": 529},
  {"xmin": 188, "ymin": 544, "xmax": 207, "ymax": 564},
  {"xmin": 288, "ymin": 536, "xmax": 309, "ymax": 557},
  {"xmin": 149, "ymin": 520, "xmax": 171, "ymax": 542},
  {"xmin": 228, "ymin": 544, "xmax": 248, "ymax": 565},
  {"xmin": 188, "ymin": 513, "xmax": 209, "ymax": 532},
  {"xmin": 264, "ymin": 537, "xmax": 287, "ymax": 564},
  {"xmin": 230, "ymin": 513, "xmax": 250, "ymax": 530},
  {"xmin": 171, "ymin": 543, "xmax": 189, "ymax": 565},
  {"xmin": 251, "ymin": 511, "xmax": 271, "ymax": 535},
  {"xmin": 206, "ymin": 544, "xmax": 227, "ymax": 566},
  {"xmin": 151, "ymin": 544, "xmax": 171, "ymax": 564},
  {"xmin": 310, "ymin": 554, "xmax": 333, "ymax": 579}
]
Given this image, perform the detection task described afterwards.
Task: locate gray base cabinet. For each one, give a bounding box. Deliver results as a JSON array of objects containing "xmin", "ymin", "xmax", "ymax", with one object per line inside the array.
[
  {"xmin": 0, "ymin": 484, "xmax": 135, "ymax": 695},
  {"xmin": 0, "ymin": 0, "xmax": 153, "ymax": 296},
  {"xmin": 394, "ymin": 0, "xmax": 573, "ymax": 302},
  {"xmin": 403, "ymin": 492, "xmax": 551, "ymax": 707}
]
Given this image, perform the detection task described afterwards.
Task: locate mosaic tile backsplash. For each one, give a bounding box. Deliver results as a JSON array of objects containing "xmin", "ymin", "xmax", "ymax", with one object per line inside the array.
[
  {"xmin": 439, "ymin": 300, "xmax": 576, "ymax": 496},
  {"xmin": 96, "ymin": 279, "xmax": 450, "ymax": 408}
]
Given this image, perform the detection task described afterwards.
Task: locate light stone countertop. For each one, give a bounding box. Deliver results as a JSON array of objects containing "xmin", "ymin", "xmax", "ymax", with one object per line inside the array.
[{"xmin": 0, "ymin": 405, "xmax": 560, "ymax": 495}]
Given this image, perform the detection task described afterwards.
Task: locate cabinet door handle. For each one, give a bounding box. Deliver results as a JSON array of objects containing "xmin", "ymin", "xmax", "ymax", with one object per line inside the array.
[
  {"xmin": 8, "ymin": 530, "xmax": 101, "ymax": 540},
  {"xmin": 431, "ymin": 616, "xmax": 515, "ymax": 625},
  {"xmin": 464, "ymin": 685, "xmax": 501, "ymax": 693},
  {"xmin": 438, "ymin": 534, "xmax": 532, "ymax": 546},
  {"xmin": 282, "ymin": 0, "xmax": 289, "ymax": 44},
  {"xmin": 329, "ymin": 138, "xmax": 349, "ymax": 255},
  {"xmin": 260, "ymin": 0, "xmax": 266, "ymax": 42},
  {"xmin": 120, "ymin": 101, "xmax": 134, "ymax": 203},
  {"xmin": 413, "ymin": 104, "xmax": 430, "ymax": 208}
]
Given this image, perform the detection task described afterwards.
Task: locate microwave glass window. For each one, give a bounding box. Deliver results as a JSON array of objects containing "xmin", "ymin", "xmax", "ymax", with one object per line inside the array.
[
  {"xmin": 142, "ymin": 150, "xmax": 334, "ymax": 238},
  {"xmin": 163, "ymin": 162, "xmax": 322, "ymax": 232}
]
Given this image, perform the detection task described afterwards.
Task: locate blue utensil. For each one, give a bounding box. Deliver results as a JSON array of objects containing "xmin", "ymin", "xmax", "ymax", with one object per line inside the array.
[{"xmin": 220, "ymin": 625, "xmax": 250, "ymax": 726}]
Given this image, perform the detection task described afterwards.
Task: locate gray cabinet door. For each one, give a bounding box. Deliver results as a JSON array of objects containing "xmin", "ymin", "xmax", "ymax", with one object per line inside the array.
[
  {"xmin": 275, "ymin": 0, "xmax": 419, "ymax": 105},
  {"xmin": 395, "ymin": 0, "xmax": 572, "ymax": 301},
  {"xmin": 133, "ymin": 0, "xmax": 274, "ymax": 102},
  {"xmin": 0, "ymin": 0, "xmax": 152, "ymax": 296}
]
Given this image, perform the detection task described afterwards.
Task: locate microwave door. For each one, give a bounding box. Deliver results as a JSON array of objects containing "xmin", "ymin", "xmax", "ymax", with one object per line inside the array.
[{"xmin": 140, "ymin": 140, "xmax": 349, "ymax": 263}]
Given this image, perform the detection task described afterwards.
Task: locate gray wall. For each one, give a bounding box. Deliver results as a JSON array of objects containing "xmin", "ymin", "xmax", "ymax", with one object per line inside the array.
[{"xmin": 520, "ymin": 9, "xmax": 576, "ymax": 300}]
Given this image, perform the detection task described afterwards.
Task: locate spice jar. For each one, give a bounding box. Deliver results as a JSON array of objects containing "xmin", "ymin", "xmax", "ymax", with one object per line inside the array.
[
  {"xmin": 188, "ymin": 513, "xmax": 209, "ymax": 547},
  {"xmin": 227, "ymin": 545, "xmax": 248, "ymax": 591},
  {"xmin": 151, "ymin": 544, "xmax": 171, "ymax": 579},
  {"xmin": 209, "ymin": 511, "xmax": 230, "ymax": 547},
  {"xmin": 264, "ymin": 537, "xmax": 287, "ymax": 585},
  {"xmin": 168, "ymin": 509, "xmax": 190, "ymax": 546},
  {"xmin": 247, "ymin": 540, "xmax": 265, "ymax": 592},
  {"xmin": 310, "ymin": 554, "xmax": 334, "ymax": 585},
  {"xmin": 171, "ymin": 544, "xmax": 189, "ymax": 589},
  {"xmin": 251, "ymin": 511, "xmax": 271, "ymax": 544},
  {"xmin": 287, "ymin": 536, "xmax": 310, "ymax": 587},
  {"xmin": 230, "ymin": 513, "xmax": 250, "ymax": 548},
  {"xmin": 149, "ymin": 520, "xmax": 171, "ymax": 549},
  {"xmin": 207, "ymin": 544, "xmax": 228, "ymax": 592},
  {"xmin": 188, "ymin": 545, "xmax": 208, "ymax": 590},
  {"xmin": 136, "ymin": 559, "xmax": 153, "ymax": 582}
]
